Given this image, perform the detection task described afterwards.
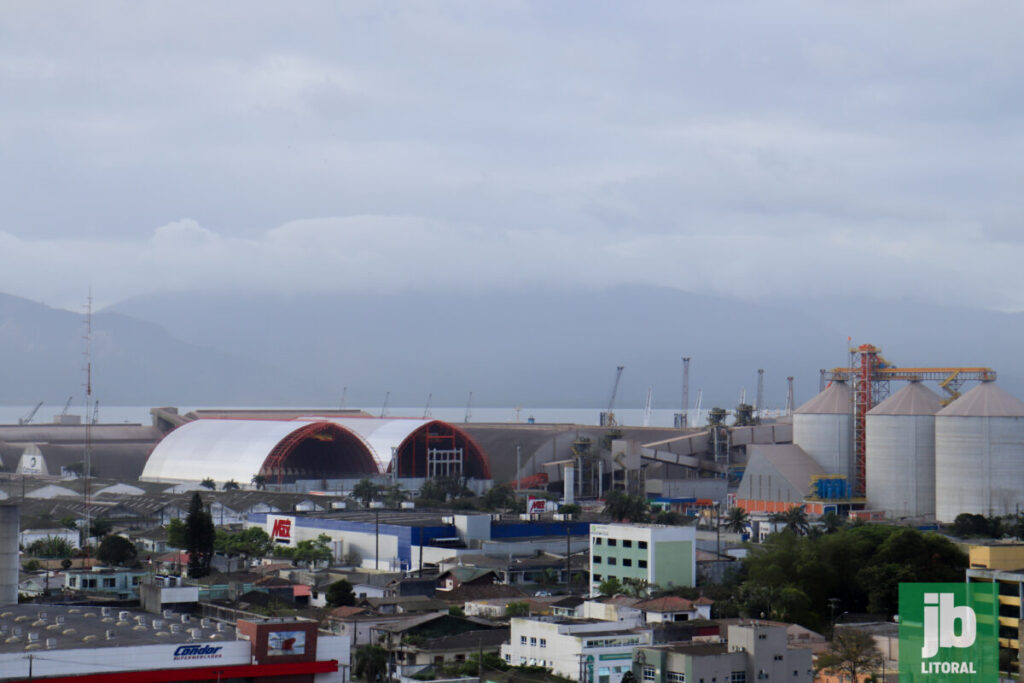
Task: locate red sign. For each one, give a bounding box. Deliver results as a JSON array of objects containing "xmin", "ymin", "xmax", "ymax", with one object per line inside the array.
[
  {"xmin": 271, "ymin": 518, "xmax": 292, "ymax": 540},
  {"xmin": 527, "ymin": 497, "xmax": 546, "ymax": 514}
]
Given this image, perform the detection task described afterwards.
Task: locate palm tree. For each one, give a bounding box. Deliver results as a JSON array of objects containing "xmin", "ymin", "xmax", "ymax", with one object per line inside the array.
[
  {"xmin": 724, "ymin": 507, "xmax": 750, "ymax": 534},
  {"xmin": 820, "ymin": 510, "xmax": 845, "ymax": 534},
  {"xmin": 251, "ymin": 474, "xmax": 267, "ymax": 490},
  {"xmin": 200, "ymin": 478, "xmax": 216, "ymax": 490},
  {"xmin": 771, "ymin": 505, "xmax": 810, "ymax": 535}
]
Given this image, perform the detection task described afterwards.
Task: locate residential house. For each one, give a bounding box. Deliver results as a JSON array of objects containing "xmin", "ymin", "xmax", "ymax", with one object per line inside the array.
[
  {"xmin": 437, "ymin": 566, "xmax": 499, "ymax": 592},
  {"xmin": 377, "ymin": 613, "xmax": 506, "ymax": 673},
  {"xmin": 64, "ymin": 567, "xmax": 149, "ymax": 599},
  {"xmin": 634, "ymin": 596, "xmax": 713, "ymax": 623}
]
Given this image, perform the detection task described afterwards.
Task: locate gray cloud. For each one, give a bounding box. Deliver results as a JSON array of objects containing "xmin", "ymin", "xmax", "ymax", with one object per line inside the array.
[{"xmin": 1, "ymin": 2, "xmax": 1022, "ymax": 309}]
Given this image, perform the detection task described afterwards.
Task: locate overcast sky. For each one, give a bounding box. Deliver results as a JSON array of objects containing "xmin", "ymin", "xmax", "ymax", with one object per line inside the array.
[{"xmin": 2, "ymin": 2, "xmax": 1023, "ymax": 311}]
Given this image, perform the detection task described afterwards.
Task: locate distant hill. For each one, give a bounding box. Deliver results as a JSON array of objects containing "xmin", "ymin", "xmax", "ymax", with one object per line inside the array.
[
  {"xmin": 6, "ymin": 285, "xmax": 1018, "ymax": 409},
  {"xmin": 0, "ymin": 293, "xmax": 331, "ymax": 405},
  {"xmin": 103, "ymin": 286, "xmax": 844, "ymax": 408}
]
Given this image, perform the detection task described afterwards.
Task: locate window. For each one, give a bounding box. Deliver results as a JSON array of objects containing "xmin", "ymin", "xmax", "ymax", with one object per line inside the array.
[
  {"xmin": 730, "ymin": 673, "xmax": 746, "ymax": 683},
  {"xmin": 623, "ymin": 540, "xmax": 632, "ymax": 548},
  {"xmin": 102, "ymin": 578, "xmax": 116, "ymax": 588},
  {"xmin": 540, "ymin": 638, "xmax": 547, "ymax": 648},
  {"xmin": 505, "ymin": 655, "xmax": 511, "ymax": 662},
  {"xmin": 530, "ymin": 637, "xmax": 537, "ymax": 646},
  {"xmin": 638, "ymin": 541, "xmax": 648, "ymax": 549},
  {"xmin": 84, "ymin": 579, "xmax": 97, "ymax": 588},
  {"xmin": 593, "ymin": 574, "xmax": 602, "ymax": 581},
  {"xmin": 623, "ymin": 559, "xmax": 632, "ymax": 567},
  {"xmin": 757, "ymin": 634, "xmax": 767, "ymax": 640},
  {"xmin": 642, "ymin": 667, "xmax": 656, "ymax": 682},
  {"xmin": 594, "ymin": 556, "xmax": 603, "ymax": 563},
  {"xmin": 607, "ymin": 557, "xmax": 617, "ymax": 565},
  {"xmin": 667, "ymin": 673, "xmax": 686, "ymax": 683},
  {"xmin": 520, "ymin": 657, "xmax": 526, "ymax": 664},
  {"xmin": 131, "ymin": 576, "xmax": 141, "ymax": 586},
  {"xmin": 521, "ymin": 636, "xmax": 527, "ymax": 645},
  {"xmin": 69, "ymin": 578, "xmax": 77, "ymax": 587},
  {"xmin": 773, "ymin": 654, "xmax": 783, "ymax": 661},
  {"xmin": 593, "ymin": 537, "xmax": 602, "ymax": 545},
  {"xmin": 638, "ymin": 560, "xmax": 648, "ymax": 568},
  {"xmin": 607, "ymin": 539, "xmax": 617, "ymax": 547}
]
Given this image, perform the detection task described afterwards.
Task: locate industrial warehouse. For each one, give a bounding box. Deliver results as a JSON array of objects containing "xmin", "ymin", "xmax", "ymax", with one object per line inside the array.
[{"xmin": 1, "ymin": 345, "xmax": 1024, "ymax": 524}]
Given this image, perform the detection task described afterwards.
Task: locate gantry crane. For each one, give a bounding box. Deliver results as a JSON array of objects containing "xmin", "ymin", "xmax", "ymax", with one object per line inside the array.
[{"xmin": 823, "ymin": 343, "xmax": 996, "ymax": 497}]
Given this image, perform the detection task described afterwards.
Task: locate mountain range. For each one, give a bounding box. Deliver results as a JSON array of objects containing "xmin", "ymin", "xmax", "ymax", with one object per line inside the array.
[{"xmin": 1, "ymin": 286, "xmax": 1021, "ymax": 409}]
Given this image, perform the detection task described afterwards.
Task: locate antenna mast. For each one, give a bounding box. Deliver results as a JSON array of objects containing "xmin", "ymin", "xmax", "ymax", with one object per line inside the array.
[
  {"xmin": 786, "ymin": 376, "xmax": 795, "ymax": 416},
  {"xmin": 82, "ymin": 292, "xmax": 93, "ymax": 561},
  {"xmin": 464, "ymin": 392, "xmax": 473, "ymax": 423},
  {"xmin": 756, "ymin": 369, "xmax": 765, "ymax": 422},
  {"xmin": 423, "ymin": 393, "xmax": 432, "ymax": 419},
  {"xmin": 379, "ymin": 392, "xmax": 390, "ymax": 418}
]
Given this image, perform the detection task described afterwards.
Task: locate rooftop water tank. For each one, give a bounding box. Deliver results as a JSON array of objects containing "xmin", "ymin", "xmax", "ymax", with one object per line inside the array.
[
  {"xmin": 935, "ymin": 382, "xmax": 1024, "ymax": 522},
  {"xmin": 793, "ymin": 381, "xmax": 852, "ymax": 481},
  {"xmin": 866, "ymin": 381, "xmax": 941, "ymax": 518}
]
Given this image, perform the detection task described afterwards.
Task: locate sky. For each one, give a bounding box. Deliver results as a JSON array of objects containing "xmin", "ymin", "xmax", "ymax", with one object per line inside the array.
[{"xmin": 2, "ymin": 2, "xmax": 1023, "ymax": 311}]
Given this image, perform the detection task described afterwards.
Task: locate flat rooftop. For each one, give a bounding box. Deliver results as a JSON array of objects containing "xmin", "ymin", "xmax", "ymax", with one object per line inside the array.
[{"xmin": 0, "ymin": 604, "xmax": 237, "ymax": 653}]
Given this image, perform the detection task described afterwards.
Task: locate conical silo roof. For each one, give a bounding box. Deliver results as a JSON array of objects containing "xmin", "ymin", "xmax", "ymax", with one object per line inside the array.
[
  {"xmin": 867, "ymin": 381, "xmax": 942, "ymax": 416},
  {"xmin": 794, "ymin": 380, "xmax": 850, "ymax": 415},
  {"xmin": 936, "ymin": 381, "xmax": 1024, "ymax": 417}
]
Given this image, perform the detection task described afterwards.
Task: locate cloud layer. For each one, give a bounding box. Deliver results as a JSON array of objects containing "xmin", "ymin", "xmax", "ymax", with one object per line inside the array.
[{"xmin": 1, "ymin": 2, "xmax": 1022, "ymax": 310}]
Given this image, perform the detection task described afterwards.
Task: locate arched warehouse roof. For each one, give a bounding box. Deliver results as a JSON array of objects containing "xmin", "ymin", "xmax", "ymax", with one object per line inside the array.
[
  {"xmin": 302, "ymin": 417, "xmax": 492, "ymax": 480},
  {"xmin": 140, "ymin": 417, "xmax": 492, "ymax": 484},
  {"xmin": 140, "ymin": 419, "xmax": 379, "ymax": 484}
]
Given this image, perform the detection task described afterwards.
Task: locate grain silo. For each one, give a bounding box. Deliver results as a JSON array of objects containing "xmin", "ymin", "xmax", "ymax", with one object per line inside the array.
[
  {"xmin": 865, "ymin": 381, "xmax": 941, "ymax": 518},
  {"xmin": 793, "ymin": 380, "xmax": 852, "ymax": 482},
  {"xmin": 935, "ymin": 381, "xmax": 1024, "ymax": 522}
]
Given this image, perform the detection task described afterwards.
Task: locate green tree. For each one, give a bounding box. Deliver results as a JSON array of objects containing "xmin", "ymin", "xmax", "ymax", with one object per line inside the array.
[
  {"xmin": 383, "ymin": 483, "xmax": 408, "ymax": 508},
  {"xmin": 354, "ymin": 645, "xmax": 388, "ymax": 683},
  {"xmin": 352, "ymin": 479, "xmax": 383, "ymax": 506},
  {"xmin": 505, "ymin": 601, "xmax": 530, "ymax": 617},
  {"xmin": 166, "ymin": 518, "xmax": 188, "ymax": 549},
  {"xmin": 603, "ymin": 490, "xmax": 650, "ymax": 522},
  {"xmin": 448, "ymin": 605, "xmax": 465, "ymax": 617},
  {"xmin": 598, "ymin": 576, "xmax": 623, "ymax": 597},
  {"xmin": 326, "ymin": 579, "xmax": 356, "ymax": 607},
  {"xmin": 770, "ymin": 505, "xmax": 810, "ymax": 535},
  {"xmin": 418, "ymin": 476, "xmax": 472, "ymax": 504},
  {"xmin": 185, "ymin": 492, "xmax": 215, "ymax": 578},
  {"xmin": 222, "ymin": 479, "xmax": 240, "ymax": 491},
  {"xmin": 200, "ymin": 478, "xmax": 216, "ymax": 490},
  {"xmin": 96, "ymin": 535, "xmax": 138, "ymax": 567},
  {"xmin": 482, "ymin": 485, "xmax": 518, "ymax": 511},
  {"xmin": 622, "ymin": 577, "xmax": 652, "ymax": 598},
  {"xmin": 88, "ymin": 519, "xmax": 113, "ymax": 539},
  {"xmin": 277, "ymin": 533, "xmax": 333, "ymax": 567},
  {"xmin": 214, "ymin": 527, "xmax": 273, "ymax": 567},
  {"xmin": 558, "ymin": 503, "xmax": 582, "ymax": 516},
  {"xmin": 59, "ymin": 515, "xmax": 78, "ymax": 530},
  {"xmin": 820, "ymin": 510, "xmax": 846, "ymax": 534},
  {"xmin": 27, "ymin": 536, "xmax": 74, "ymax": 559},
  {"xmin": 724, "ymin": 507, "xmax": 750, "ymax": 533},
  {"xmin": 815, "ymin": 627, "xmax": 885, "ymax": 681}
]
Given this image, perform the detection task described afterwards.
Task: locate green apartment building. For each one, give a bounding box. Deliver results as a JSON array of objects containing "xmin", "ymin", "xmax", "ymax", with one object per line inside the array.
[{"xmin": 589, "ymin": 523, "xmax": 696, "ymax": 594}]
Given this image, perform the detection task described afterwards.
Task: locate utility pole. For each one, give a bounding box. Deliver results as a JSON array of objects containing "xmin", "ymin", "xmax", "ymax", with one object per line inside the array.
[
  {"xmin": 515, "ymin": 446, "xmax": 521, "ymax": 491},
  {"xmin": 565, "ymin": 527, "xmax": 572, "ymax": 595},
  {"xmin": 681, "ymin": 357, "xmax": 690, "ymax": 427},
  {"xmin": 375, "ymin": 509, "xmax": 380, "ymax": 570},
  {"xmin": 786, "ymin": 377, "xmax": 795, "ymax": 416}
]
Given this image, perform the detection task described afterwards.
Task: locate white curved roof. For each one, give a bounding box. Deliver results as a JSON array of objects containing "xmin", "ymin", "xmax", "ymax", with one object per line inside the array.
[
  {"xmin": 141, "ymin": 419, "xmax": 315, "ymax": 483},
  {"xmin": 300, "ymin": 416, "xmax": 433, "ymax": 470}
]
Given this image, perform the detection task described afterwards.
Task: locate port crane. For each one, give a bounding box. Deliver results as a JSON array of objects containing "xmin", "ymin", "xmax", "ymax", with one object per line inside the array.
[
  {"xmin": 823, "ymin": 342, "xmax": 996, "ymax": 498},
  {"xmin": 600, "ymin": 366, "xmax": 625, "ymax": 427},
  {"xmin": 19, "ymin": 401, "xmax": 43, "ymax": 425}
]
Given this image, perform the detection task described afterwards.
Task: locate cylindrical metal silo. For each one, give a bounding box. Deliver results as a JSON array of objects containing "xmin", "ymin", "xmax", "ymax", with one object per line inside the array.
[
  {"xmin": 0, "ymin": 504, "xmax": 19, "ymax": 606},
  {"xmin": 866, "ymin": 381, "xmax": 941, "ymax": 518},
  {"xmin": 935, "ymin": 382, "xmax": 1024, "ymax": 522},
  {"xmin": 793, "ymin": 380, "xmax": 852, "ymax": 482}
]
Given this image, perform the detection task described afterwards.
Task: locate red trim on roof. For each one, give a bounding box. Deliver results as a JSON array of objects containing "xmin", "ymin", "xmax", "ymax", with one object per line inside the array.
[{"xmin": 8, "ymin": 658, "xmax": 338, "ymax": 683}]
